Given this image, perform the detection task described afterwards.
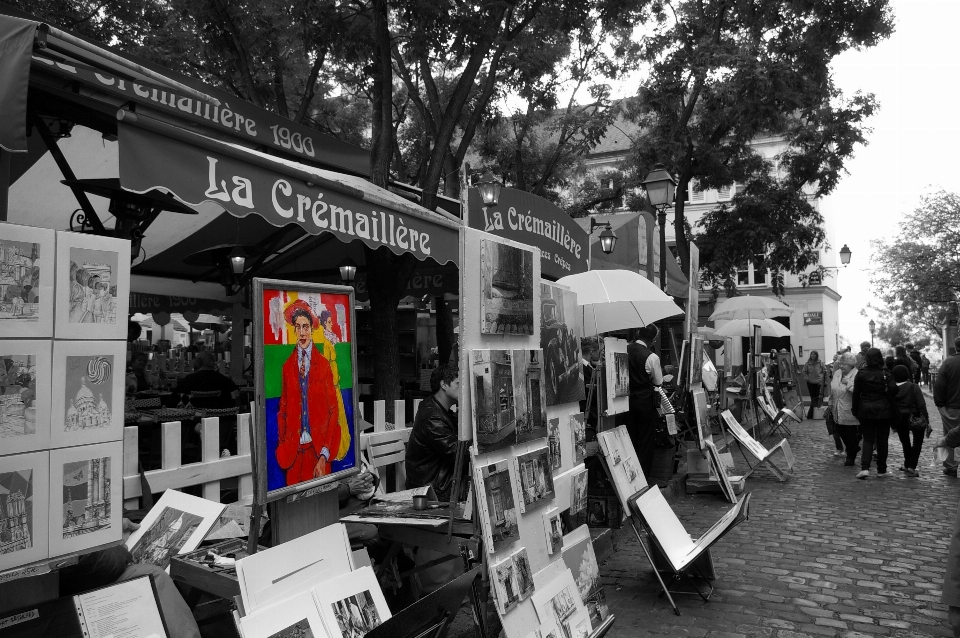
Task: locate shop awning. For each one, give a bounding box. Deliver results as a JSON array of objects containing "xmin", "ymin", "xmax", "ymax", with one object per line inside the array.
[
  {"xmin": 119, "ymin": 116, "xmax": 459, "ymax": 270},
  {"xmin": 0, "ymin": 14, "xmax": 34, "ymax": 152}
]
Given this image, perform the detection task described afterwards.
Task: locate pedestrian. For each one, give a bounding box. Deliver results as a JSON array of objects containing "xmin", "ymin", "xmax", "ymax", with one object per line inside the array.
[
  {"xmin": 891, "ymin": 364, "xmax": 930, "ymax": 477},
  {"xmin": 908, "ymin": 343, "xmax": 924, "ymax": 383},
  {"xmin": 802, "ymin": 350, "xmax": 825, "ymax": 419},
  {"xmin": 852, "ymin": 347, "xmax": 898, "ymax": 479},
  {"xmin": 828, "ymin": 352, "xmax": 860, "ymax": 464},
  {"xmin": 627, "ymin": 325, "xmax": 663, "ymax": 480},
  {"xmin": 895, "ymin": 345, "xmax": 917, "ymax": 378},
  {"xmin": 855, "ymin": 341, "xmax": 870, "ymax": 369},
  {"xmin": 922, "ymin": 353, "xmax": 931, "ymax": 387},
  {"xmin": 934, "ymin": 337, "xmax": 960, "ymax": 477}
]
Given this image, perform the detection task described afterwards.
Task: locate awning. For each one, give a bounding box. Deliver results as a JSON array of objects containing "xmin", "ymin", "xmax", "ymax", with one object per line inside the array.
[
  {"xmin": 119, "ymin": 116, "xmax": 459, "ymax": 267},
  {"xmin": 0, "ymin": 14, "xmax": 35, "ymax": 152},
  {"xmin": 130, "ymin": 275, "xmax": 241, "ymax": 314}
]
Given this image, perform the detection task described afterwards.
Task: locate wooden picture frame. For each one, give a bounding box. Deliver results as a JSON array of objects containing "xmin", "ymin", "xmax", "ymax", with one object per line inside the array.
[
  {"xmin": 252, "ymin": 278, "xmax": 360, "ymax": 504},
  {"xmin": 0, "ymin": 222, "xmax": 55, "ymax": 338},
  {"xmin": 0, "ymin": 450, "xmax": 50, "ymax": 571},
  {"xmin": 50, "ymin": 340, "xmax": 126, "ymax": 448},
  {"xmin": 0, "ymin": 339, "xmax": 52, "ymax": 456},
  {"xmin": 54, "ymin": 231, "xmax": 130, "ymax": 341}
]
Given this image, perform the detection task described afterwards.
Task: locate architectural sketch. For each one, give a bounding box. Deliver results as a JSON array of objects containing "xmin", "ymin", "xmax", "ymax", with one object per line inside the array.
[
  {"xmin": 330, "ymin": 590, "xmax": 382, "ymax": 638},
  {"xmin": 64, "ymin": 356, "xmax": 114, "ymax": 431},
  {"xmin": 129, "ymin": 506, "xmax": 203, "ymax": 570},
  {"xmin": 0, "ymin": 353, "xmax": 37, "ymax": 438},
  {"xmin": 67, "ymin": 247, "xmax": 119, "ymax": 325},
  {"xmin": 0, "ymin": 238, "xmax": 40, "ymax": 322},
  {"xmin": 0, "ymin": 468, "xmax": 33, "ymax": 556},
  {"xmin": 62, "ymin": 457, "xmax": 112, "ymax": 538}
]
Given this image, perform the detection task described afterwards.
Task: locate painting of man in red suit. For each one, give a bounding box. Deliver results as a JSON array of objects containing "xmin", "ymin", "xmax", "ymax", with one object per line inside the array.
[{"xmin": 276, "ymin": 300, "xmax": 341, "ymax": 485}]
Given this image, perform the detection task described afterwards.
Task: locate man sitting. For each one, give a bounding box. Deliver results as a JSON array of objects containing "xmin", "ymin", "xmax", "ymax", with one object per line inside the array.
[{"xmin": 405, "ymin": 365, "xmax": 459, "ymax": 500}]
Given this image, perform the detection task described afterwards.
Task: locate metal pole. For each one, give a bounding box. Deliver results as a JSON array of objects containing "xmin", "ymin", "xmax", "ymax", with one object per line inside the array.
[
  {"xmin": 587, "ymin": 222, "xmax": 593, "ymax": 271},
  {"xmin": 459, "ymin": 162, "xmax": 470, "ymax": 227},
  {"xmin": 658, "ymin": 207, "xmax": 667, "ymax": 292}
]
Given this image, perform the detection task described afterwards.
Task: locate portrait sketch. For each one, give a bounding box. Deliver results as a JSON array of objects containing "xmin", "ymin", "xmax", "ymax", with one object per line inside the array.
[
  {"xmin": 0, "ymin": 451, "xmax": 49, "ymax": 571},
  {"xmin": 471, "ymin": 349, "xmax": 516, "ymax": 454},
  {"xmin": 477, "ymin": 460, "xmax": 518, "ymax": 553},
  {"xmin": 480, "ymin": 238, "xmax": 534, "ymax": 335},
  {"xmin": 256, "ymin": 281, "xmax": 358, "ymax": 502},
  {"xmin": 513, "ymin": 349, "xmax": 548, "ymax": 445},
  {"xmin": 612, "ymin": 352, "xmax": 629, "ymax": 398},
  {"xmin": 514, "ymin": 446, "xmax": 555, "ymax": 513},
  {"xmin": 0, "ymin": 223, "xmax": 54, "ymax": 338},
  {"xmin": 540, "ymin": 283, "xmax": 584, "ymax": 406}
]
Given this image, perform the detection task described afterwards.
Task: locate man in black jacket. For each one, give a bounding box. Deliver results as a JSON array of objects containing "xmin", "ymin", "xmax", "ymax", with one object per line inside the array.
[
  {"xmin": 935, "ymin": 338, "xmax": 960, "ymax": 477},
  {"xmin": 627, "ymin": 325, "xmax": 663, "ymax": 480},
  {"xmin": 405, "ymin": 365, "xmax": 460, "ymax": 500}
]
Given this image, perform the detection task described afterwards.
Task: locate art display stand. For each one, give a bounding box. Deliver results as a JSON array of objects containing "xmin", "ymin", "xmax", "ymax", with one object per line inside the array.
[{"xmin": 719, "ymin": 410, "xmax": 795, "ymax": 481}]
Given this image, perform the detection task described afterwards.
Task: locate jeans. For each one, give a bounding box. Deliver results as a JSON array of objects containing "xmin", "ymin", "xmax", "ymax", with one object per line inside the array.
[
  {"xmin": 941, "ymin": 407, "xmax": 960, "ymax": 470},
  {"xmin": 837, "ymin": 424, "xmax": 860, "ymax": 463},
  {"xmin": 895, "ymin": 413, "xmax": 925, "ymax": 470},
  {"xmin": 859, "ymin": 417, "xmax": 892, "ymax": 472},
  {"xmin": 807, "ymin": 382, "xmax": 821, "ymax": 417}
]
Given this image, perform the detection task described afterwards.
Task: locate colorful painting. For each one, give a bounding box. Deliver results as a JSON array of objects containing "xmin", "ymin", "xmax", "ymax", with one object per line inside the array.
[
  {"xmin": 255, "ymin": 282, "xmax": 358, "ymax": 502},
  {"xmin": 0, "ymin": 223, "xmax": 54, "ymax": 339},
  {"xmin": 480, "ymin": 238, "xmax": 534, "ymax": 335},
  {"xmin": 513, "ymin": 349, "xmax": 549, "ymax": 445},
  {"xmin": 0, "ymin": 451, "xmax": 49, "ymax": 571},
  {"xmin": 0, "ymin": 340, "xmax": 52, "ymax": 456},
  {"xmin": 477, "ymin": 460, "xmax": 519, "ymax": 554},
  {"xmin": 612, "ymin": 352, "xmax": 629, "ymax": 398},
  {"xmin": 513, "ymin": 445, "xmax": 555, "ymax": 513},
  {"xmin": 471, "ymin": 349, "xmax": 516, "ymax": 454},
  {"xmin": 540, "ymin": 283, "xmax": 584, "ymax": 406}
]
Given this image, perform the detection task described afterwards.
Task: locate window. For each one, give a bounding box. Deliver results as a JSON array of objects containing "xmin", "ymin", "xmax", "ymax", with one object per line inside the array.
[
  {"xmin": 736, "ymin": 254, "xmax": 768, "ymax": 287},
  {"xmin": 734, "ymin": 182, "xmax": 746, "ymax": 195},
  {"xmin": 717, "ymin": 185, "xmax": 732, "ymax": 201},
  {"xmin": 685, "ymin": 180, "xmax": 705, "ymax": 204}
]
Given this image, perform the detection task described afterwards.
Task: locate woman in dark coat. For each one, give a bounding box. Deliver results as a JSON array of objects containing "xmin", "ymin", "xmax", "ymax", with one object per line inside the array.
[
  {"xmin": 852, "ymin": 348, "xmax": 898, "ymax": 479},
  {"xmin": 891, "ymin": 364, "xmax": 930, "ymax": 478}
]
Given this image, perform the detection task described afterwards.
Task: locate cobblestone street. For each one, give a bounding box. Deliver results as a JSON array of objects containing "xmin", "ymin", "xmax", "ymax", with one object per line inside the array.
[{"xmin": 602, "ymin": 393, "xmax": 960, "ymax": 638}]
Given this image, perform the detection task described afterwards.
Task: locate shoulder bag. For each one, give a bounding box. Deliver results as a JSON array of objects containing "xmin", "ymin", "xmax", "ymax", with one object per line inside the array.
[{"xmin": 908, "ymin": 383, "xmax": 929, "ymax": 431}]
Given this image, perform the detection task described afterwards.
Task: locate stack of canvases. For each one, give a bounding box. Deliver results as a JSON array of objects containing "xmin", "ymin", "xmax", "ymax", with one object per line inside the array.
[
  {"xmin": 465, "ymin": 230, "xmax": 610, "ymax": 638},
  {"xmin": 0, "ymin": 221, "xmax": 130, "ymax": 573}
]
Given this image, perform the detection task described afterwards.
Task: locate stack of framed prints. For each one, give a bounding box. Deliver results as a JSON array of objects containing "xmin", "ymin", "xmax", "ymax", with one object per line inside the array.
[{"xmin": 0, "ymin": 223, "xmax": 131, "ymax": 575}]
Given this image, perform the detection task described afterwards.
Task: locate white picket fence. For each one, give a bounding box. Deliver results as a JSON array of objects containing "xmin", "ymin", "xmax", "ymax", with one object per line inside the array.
[{"xmin": 121, "ymin": 399, "xmax": 424, "ymax": 506}]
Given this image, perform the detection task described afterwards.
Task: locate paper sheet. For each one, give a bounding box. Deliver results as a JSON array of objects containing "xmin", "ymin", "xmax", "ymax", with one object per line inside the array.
[{"xmin": 76, "ymin": 576, "xmax": 167, "ymax": 638}]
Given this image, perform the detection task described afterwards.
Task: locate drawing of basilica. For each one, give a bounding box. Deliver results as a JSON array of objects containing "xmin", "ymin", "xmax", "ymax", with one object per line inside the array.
[
  {"xmin": 0, "ymin": 488, "xmax": 31, "ymax": 555},
  {"xmin": 63, "ymin": 457, "xmax": 111, "ymax": 538},
  {"xmin": 65, "ymin": 376, "xmax": 111, "ymax": 431}
]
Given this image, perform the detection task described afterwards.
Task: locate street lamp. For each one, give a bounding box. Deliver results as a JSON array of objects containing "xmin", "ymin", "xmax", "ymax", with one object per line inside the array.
[
  {"xmin": 869, "ymin": 319, "xmax": 876, "ymax": 347},
  {"xmin": 339, "ymin": 257, "xmax": 358, "ymax": 284},
  {"xmin": 839, "ymin": 244, "xmax": 852, "ymax": 266},
  {"xmin": 474, "ymin": 170, "xmax": 503, "ymax": 207},
  {"xmin": 228, "ymin": 246, "xmax": 246, "ymax": 275},
  {"xmin": 586, "ymin": 218, "xmax": 618, "ymax": 270},
  {"xmin": 640, "ymin": 164, "xmax": 678, "ymax": 292}
]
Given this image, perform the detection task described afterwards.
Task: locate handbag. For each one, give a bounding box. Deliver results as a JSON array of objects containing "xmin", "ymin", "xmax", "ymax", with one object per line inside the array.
[
  {"xmin": 908, "ymin": 384, "xmax": 929, "ymax": 431},
  {"xmin": 824, "ymin": 405, "xmax": 835, "ymax": 436}
]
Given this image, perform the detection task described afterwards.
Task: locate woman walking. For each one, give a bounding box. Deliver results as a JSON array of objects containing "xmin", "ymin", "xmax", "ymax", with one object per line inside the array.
[
  {"xmin": 892, "ymin": 364, "xmax": 931, "ymax": 477},
  {"xmin": 803, "ymin": 351, "xmax": 826, "ymax": 419},
  {"xmin": 829, "ymin": 352, "xmax": 860, "ymax": 464},
  {"xmin": 853, "ymin": 348, "xmax": 899, "ymax": 479}
]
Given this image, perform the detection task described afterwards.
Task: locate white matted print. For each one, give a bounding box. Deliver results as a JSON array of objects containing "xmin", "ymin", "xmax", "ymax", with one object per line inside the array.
[
  {"xmin": 691, "ymin": 388, "xmax": 712, "ymax": 450},
  {"xmin": 542, "ymin": 507, "xmax": 562, "ymax": 555},
  {"xmin": 531, "ymin": 568, "xmax": 587, "ymax": 638},
  {"xmin": 0, "ymin": 451, "xmax": 50, "ymax": 571},
  {"xmin": 125, "ymin": 489, "xmax": 226, "ymax": 572},
  {"xmin": 0, "ymin": 340, "xmax": 52, "ymax": 455},
  {"xmin": 49, "ymin": 441, "xmax": 123, "ymax": 557},
  {"xmin": 50, "ymin": 340, "xmax": 126, "ymax": 447},
  {"xmin": 562, "ymin": 525, "xmax": 609, "ymax": 629},
  {"xmin": 602, "ymin": 338, "xmax": 628, "ymax": 415},
  {"xmin": 312, "ymin": 566, "xmax": 391, "ymax": 638},
  {"xmin": 238, "ymin": 589, "xmax": 327, "ymax": 638},
  {"xmin": 55, "ymin": 231, "xmax": 130, "ymax": 340},
  {"xmin": 480, "ymin": 238, "xmax": 535, "ymax": 335},
  {"xmin": 598, "ymin": 426, "xmax": 647, "ymax": 513},
  {"xmin": 0, "ymin": 223, "xmax": 55, "ymax": 338}
]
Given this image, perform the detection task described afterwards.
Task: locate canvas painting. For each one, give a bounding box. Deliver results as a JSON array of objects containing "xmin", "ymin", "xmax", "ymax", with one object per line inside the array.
[
  {"xmin": 50, "ymin": 341, "xmax": 125, "ymax": 448},
  {"xmin": 513, "ymin": 349, "xmax": 548, "ymax": 445},
  {"xmin": 692, "ymin": 388, "xmax": 712, "ymax": 450},
  {"xmin": 471, "ymin": 349, "xmax": 517, "ymax": 454},
  {"xmin": 126, "ymin": 489, "xmax": 226, "ymax": 571},
  {"xmin": 570, "ymin": 467, "xmax": 588, "ymax": 515},
  {"xmin": 586, "ymin": 496, "xmax": 609, "ymax": 528},
  {"xmin": 531, "ymin": 569, "xmax": 586, "ymax": 638},
  {"xmin": 602, "ymin": 338, "xmax": 628, "ymax": 415},
  {"xmin": 562, "ymin": 527, "xmax": 609, "ymax": 628},
  {"xmin": 598, "ymin": 426, "xmax": 648, "ymax": 512},
  {"xmin": 480, "ymin": 238, "xmax": 535, "ymax": 335},
  {"xmin": 491, "ymin": 553, "xmax": 521, "ymax": 614},
  {"xmin": 513, "ymin": 445, "xmax": 555, "ymax": 513},
  {"xmin": 55, "ymin": 231, "xmax": 130, "ymax": 340},
  {"xmin": 0, "ymin": 451, "xmax": 49, "ymax": 571},
  {"xmin": 543, "ymin": 507, "xmax": 562, "ymax": 555},
  {"xmin": 571, "ymin": 414, "xmax": 586, "ymax": 465},
  {"xmin": 254, "ymin": 281, "xmax": 358, "ymax": 503},
  {"xmin": 513, "ymin": 547, "xmax": 535, "ymax": 599},
  {"xmin": 0, "ymin": 223, "xmax": 54, "ymax": 338},
  {"xmin": 547, "ymin": 417, "xmax": 562, "ymax": 473},
  {"xmin": 312, "ymin": 566, "xmax": 391, "ymax": 638},
  {"xmin": 476, "ymin": 460, "xmax": 519, "ymax": 554},
  {"xmin": 540, "ymin": 282, "xmax": 584, "ymax": 406},
  {"xmin": 689, "ymin": 335, "xmax": 704, "ymax": 387},
  {"xmin": 0, "ymin": 340, "xmax": 52, "ymax": 456},
  {"xmin": 612, "ymin": 352, "xmax": 629, "ymax": 398},
  {"xmin": 49, "ymin": 441, "xmax": 123, "ymax": 556}
]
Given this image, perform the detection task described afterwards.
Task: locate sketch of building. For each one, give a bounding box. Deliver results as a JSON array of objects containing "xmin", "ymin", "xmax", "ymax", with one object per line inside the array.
[
  {"xmin": 0, "ymin": 239, "xmax": 40, "ymax": 322},
  {"xmin": 129, "ymin": 506, "xmax": 203, "ymax": 569},
  {"xmin": 62, "ymin": 457, "xmax": 111, "ymax": 538},
  {"xmin": 0, "ymin": 469, "xmax": 32, "ymax": 556},
  {"xmin": 64, "ymin": 356, "xmax": 113, "ymax": 432},
  {"xmin": 472, "ymin": 350, "xmax": 516, "ymax": 453},
  {"xmin": 0, "ymin": 353, "xmax": 37, "ymax": 437}
]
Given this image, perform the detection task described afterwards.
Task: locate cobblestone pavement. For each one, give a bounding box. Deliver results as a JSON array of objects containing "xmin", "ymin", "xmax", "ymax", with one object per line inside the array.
[{"xmin": 602, "ymin": 392, "xmax": 960, "ymax": 638}]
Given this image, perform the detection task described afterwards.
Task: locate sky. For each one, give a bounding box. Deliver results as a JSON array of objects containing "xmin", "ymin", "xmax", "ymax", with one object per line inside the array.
[{"xmin": 815, "ymin": 0, "xmax": 960, "ymax": 345}]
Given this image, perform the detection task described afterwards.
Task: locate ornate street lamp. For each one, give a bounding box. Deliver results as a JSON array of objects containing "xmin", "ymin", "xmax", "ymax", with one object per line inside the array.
[
  {"xmin": 640, "ymin": 164, "xmax": 678, "ymax": 292},
  {"xmin": 474, "ymin": 170, "xmax": 503, "ymax": 207},
  {"xmin": 839, "ymin": 244, "xmax": 852, "ymax": 266},
  {"xmin": 869, "ymin": 319, "xmax": 876, "ymax": 347}
]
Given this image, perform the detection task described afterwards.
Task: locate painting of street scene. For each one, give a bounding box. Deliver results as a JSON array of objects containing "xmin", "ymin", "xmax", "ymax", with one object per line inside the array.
[
  {"xmin": 67, "ymin": 247, "xmax": 119, "ymax": 325},
  {"xmin": 0, "ymin": 353, "xmax": 37, "ymax": 438},
  {"xmin": 0, "ymin": 238, "xmax": 40, "ymax": 323},
  {"xmin": 612, "ymin": 352, "xmax": 629, "ymax": 398},
  {"xmin": 547, "ymin": 417, "xmax": 562, "ymax": 472},
  {"xmin": 62, "ymin": 457, "xmax": 111, "ymax": 538},
  {"xmin": 515, "ymin": 446, "xmax": 555, "ymax": 513},
  {"xmin": 479, "ymin": 461, "xmax": 518, "ymax": 553},
  {"xmin": 471, "ymin": 349, "xmax": 516, "ymax": 454},
  {"xmin": 64, "ymin": 355, "xmax": 113, "ymax": 431},
  {"xmin": 571, "ymin": 414, "xmax": 586, "ymax": 464},
  {"xmin": 540, "ymin": 283, "xmax": 583, "ymax": 406},
  {"xmin": 129, "ymin": 506, "xmax": 203, "ymax": 570},
  {"xmin": 480, "ymin": 239, "xmax": 534, "ymax": 335},
  {"xmin": 267, "ymin": 619, "xmax": 313, "ymax": 638},
  {"xmin": 492, "ymin": 555, "xmax": 520, "ymax": 614},
  {"xmin": 562, "ymin": 535, "xmax": 609, "ymax": 627},
  {"xmin": 330, "ymin": 590, "xmax": 383, "ymax": 638},
  {"xmin": 513, "ymin": 349, "xmax": 548, "ymax": 445},
  {"xmin": 0, "ymin": 468, "xmax": 33, "ymax": 556}
]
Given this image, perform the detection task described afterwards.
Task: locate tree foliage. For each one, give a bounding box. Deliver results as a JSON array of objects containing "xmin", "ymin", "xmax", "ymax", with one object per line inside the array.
[
  {"xmin": 628, "ymin": 0, "xmax": 893, "ymax": 280},
  {"xmin": 870, "ymin": 190, "xmax": 960, "ymax": 344}
]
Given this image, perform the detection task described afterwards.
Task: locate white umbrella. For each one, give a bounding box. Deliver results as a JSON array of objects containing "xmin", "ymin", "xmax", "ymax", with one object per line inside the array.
[
  {"xmin": 708, "ymin": 295, "xmax": 794, "ymax": 321},
  {"xmin": 714, "ymin": 318, "xmax": 793, "ymax": 338},
  {"xmin": 556, "ymin": 269, "xmax": 683, "ymax": 337}
]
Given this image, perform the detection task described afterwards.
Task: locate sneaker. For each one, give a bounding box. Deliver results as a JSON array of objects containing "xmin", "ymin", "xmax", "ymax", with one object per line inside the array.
[
  {"xmin": 877, "ymin": 470, "xmax": 889, "ymax": 477},
  {"xmin": 857, "ymin": 470, "xmax": 870, "ymax": 479}
]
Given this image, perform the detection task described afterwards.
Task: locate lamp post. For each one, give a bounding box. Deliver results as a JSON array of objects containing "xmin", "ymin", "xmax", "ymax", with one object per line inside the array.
[
  {"xmin": 869, "ymin": 319, "xmax": 876, "ymax": 347},
  {"xmin": 640, "ymin": 165, "xmax": 678, "ymax": 292},
  {"xmin": 839, "ymin": 244, "xmax": 852, "ymax": 266},
  {"xmin": 586, "ymin": 218, "xmax": 618, "ymax": 270},
  {"xmin": 339, "ymin": 257, "xmax": 357, "ymax": 284}
]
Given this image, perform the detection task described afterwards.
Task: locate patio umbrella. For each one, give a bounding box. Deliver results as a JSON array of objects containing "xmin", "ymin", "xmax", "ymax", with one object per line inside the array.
[
  {"xmin": 714, "ymin": 318, "xmax": 793, "ymax": 338},
  {"xmin": 708, "ymin": 295, "xmax": 794, "ymax": 322},
  {"xmin": 556, "ymin": 269, "xmax": 683, "ymax": 337}
]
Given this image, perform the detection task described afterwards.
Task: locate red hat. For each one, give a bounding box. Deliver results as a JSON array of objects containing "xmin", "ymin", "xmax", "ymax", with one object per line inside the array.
[{"xmin": 284, "ymin": 299, "xmax": 317, "ymax": 327}]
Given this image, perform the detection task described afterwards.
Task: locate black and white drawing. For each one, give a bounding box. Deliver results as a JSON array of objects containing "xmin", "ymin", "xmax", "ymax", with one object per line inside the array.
[
  {"xmin": 267, "ymin": 619, "xmax": 314, "ymax": 638},
  {"xmin": 0, "ymin": 224, "xmax": 54, "ymax": 338},
  {"xmin": 0, "ymin": 340, "xmax": 52, "ymax": 455},
  {"xmin": 52, "ymin": 341, "xmax": 127, "ymax": 448},
  {"xmin": 61, "ymin": 456, "xmax": 112, "ymax": 539},
  {"xmin": 0, "ymin": 451, "xmax": 48, "ymax": 571},
  {"xmin": 64, "ymin": 355, "xmax": 114, "ymax": 432},
  {"xmin": 540, "ymin": 283, "xmax": 584, "ymax": 406},
  {"xmin": 55, "ymin": 231, "xmax": 130, "ymax": 340},
  {"xmin": 330, "ymin": 590, "xmax": 382, "ymax": 637},
  {"xmin": 129, "ymin": 506, "xmax": 203, "ymax": 570},
  {"xmin": 480, "ymin": 238, "xmax": 534, "ymax": 335}
]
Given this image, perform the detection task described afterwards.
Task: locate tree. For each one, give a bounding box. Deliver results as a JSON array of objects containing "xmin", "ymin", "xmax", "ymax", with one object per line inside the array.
[
  {"xmin": 627, "ymin": 0, "xmax": 893, "ymax": 280},
  {"xmin": 871, "ymin": 190, "xmax": 960, "ymax": 345}
]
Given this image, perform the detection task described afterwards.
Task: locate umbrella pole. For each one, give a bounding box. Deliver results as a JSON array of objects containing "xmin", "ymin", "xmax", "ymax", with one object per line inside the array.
[{"xmin": 593, "ymin": 305, "xmax": 605, "ymax": 432}]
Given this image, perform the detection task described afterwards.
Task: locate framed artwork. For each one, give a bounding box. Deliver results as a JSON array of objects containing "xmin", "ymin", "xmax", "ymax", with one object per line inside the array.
[
  {"xmin": 542, "ymin": 507, "xmax": 562, "ymax": 555},
  {"xmin": 0, "ymin": 223, "xmax": 55, "ymax": 338},
  {"xmin": 312, "ymin": 566, "xmax": 392, "ymax": 638},
  {"xmin": 480, "ymin": 238, "xmax": 535, "ymax": 335},
  {"xmin": 54, "ymin": 231, "xmax": 130, "ymax": 340},
  {"xmin": 540, "ymin": 282, "xmax": 584, "ymax": 406},
  {"xmin": 562, "ymin": 525, "xmax": 609, "ymax": 629},
  {"xmin": 571, "ymin": 414, "xmax": 586, "ymax": 465},
  {"xmin": 474, "ymin": 459, "xmax": 519, "ymax": 554},
  {"xmin": 611, "ymin": 352, "xmax": 629, "ymax": 398},
  {"xmin": 752, "ymin": 325, "xmax": 763, "ymax": 370},
  {"xmin": 602, "ymin": 338, "xmax": 628, "ymax": 415},
  {"xmin": 598, "ymin": 425, "xmax": 647, "ymax": 513},
  {"xmin": 547, "ymin": 417, "xmax": 562, "ymax": 473},
  {"xmin": 512, "ymin": 445, "xmax": 555, "ymax": 513},
  {"xmin": 513, "ymin": 349, "xmax": 548, "ymax": 445},
  {"xmin": 0, "ymin": 450, "xmax": 50, "ymax": 571},
  {"xmin": 50, "ymin": 340, "xmax": 126, "ymax": 448},
  {"xmin": 569, "ymin": 467, "xmax": 588, "ymax": 515},
  {"xmin": 49, "ymin": 440, "xmax": 123, "ymax": 557},
  {"xmin": 705, "ymin": 440, "xmax": 737, "ymax": 504},
  {"xmin": 471, "ymin": 349, "xmax": 517, "ymax": 454},
  {"xmin": 0, "ymin": 339, "xmax": 52, "ymax": 456},
  {"xmin": 238, "ymin": 590, "xmax": 327, "ymax": 638},
  {"xmin": 677, "ymin": 340, "xmax": 689, "ymax": 392},
  {"xmin": 512, "ymin": 547, "xmax": 535, "ymax": 599},
  {"xmin": 689, "ymin": 335, "xmax": 704, "ymax": 387},
  {"xmin": 125, "ymin": 489, "xmax": 226, "ymax": 571},
  {"xmin": 491, "ymin": 553, "xmax": 522, "ymax": 615},
  {"xmin": 692, "ymin": 388, "xmax": 711, "ymax": 450},
  {"xmin": 253, "ymin": 279, "xmax": 360, "ymax": 504}
]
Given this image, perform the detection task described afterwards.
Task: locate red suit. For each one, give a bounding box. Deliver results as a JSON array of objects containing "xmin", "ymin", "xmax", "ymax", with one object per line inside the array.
[{"xmin": 276, "ymin": 345, "xmax": 341, "ymax": 485}]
